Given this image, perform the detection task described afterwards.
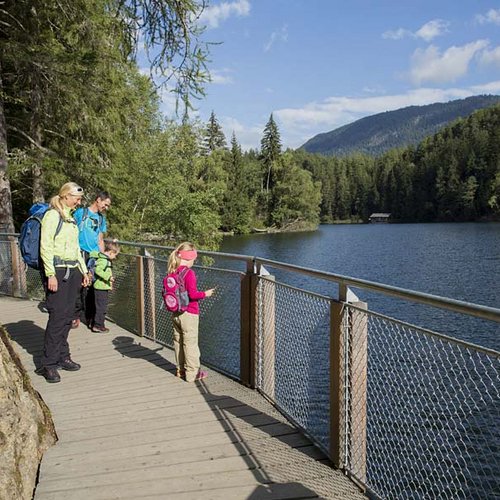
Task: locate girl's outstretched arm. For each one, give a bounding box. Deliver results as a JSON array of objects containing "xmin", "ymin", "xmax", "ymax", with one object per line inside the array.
[{"xmin": 184, "ymin": 269, "xmax": 206, "ymax": 300}]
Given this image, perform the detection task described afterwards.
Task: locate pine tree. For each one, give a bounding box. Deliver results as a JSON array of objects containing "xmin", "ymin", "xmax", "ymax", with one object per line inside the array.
[
  {"xmin": 202, "ymin": 111, "xmax": 226, "ymax": 153},
  {"xmin": 260, "ymin": 113, "xmax": 282, "ymax": 193}
]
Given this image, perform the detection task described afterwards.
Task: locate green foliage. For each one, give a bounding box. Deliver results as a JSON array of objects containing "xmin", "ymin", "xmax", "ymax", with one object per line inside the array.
[
  {"xmin": 202, "ymin": 111, "xmax": 226, "ymax": 154},
  {"xmin": 271, "ymin": 156, "xmax": 321, "ymax": 227},
  {"xmin": 297, "ymin": 104, "xmax": 500, "ymax": 223},
  {"xmin": 6, "ymin": 0, "xmax": 497, "ymax": 248}
]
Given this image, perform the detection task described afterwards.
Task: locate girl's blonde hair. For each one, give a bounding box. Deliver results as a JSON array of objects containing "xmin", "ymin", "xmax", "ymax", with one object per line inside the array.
[
  {"xmin": 49, "ymin": 182, "xmax": 84, "ymax": 218},
  {"xmin": 168, "ymin": 241, "xmax": 196, "ymax": 273}
]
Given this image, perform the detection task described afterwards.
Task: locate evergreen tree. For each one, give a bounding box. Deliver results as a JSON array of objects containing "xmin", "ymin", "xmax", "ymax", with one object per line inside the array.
[
  {"xmin": 270, "ymin": 152, "xmax": 321, "ymax": 229},
  {"xmin": 202, "ymin": 111, "xmax": 227, "ymax": 153},
  {"xmin": 0, "ymin": 0, "xmax": 210, "ymax": 231},
  {"xmin": 260, "ymin": 113, "xmax": 282, "ymax": 193}
]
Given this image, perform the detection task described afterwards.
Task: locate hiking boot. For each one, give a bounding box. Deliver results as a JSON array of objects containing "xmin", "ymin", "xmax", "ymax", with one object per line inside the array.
[
  {"xmin": 35, "ymin": 366, "xmax": 61, "ymax": 383},
  {"xmin": 91, "ymin": 326, "xmax": 110, "ymax": 333},
  {"xmin": 58, "ymin": 358, "xmax": 81, "ymax": 371},
  {"xmin": 71, "ymin": 319, "xmax": 80, "ymax": 329}
]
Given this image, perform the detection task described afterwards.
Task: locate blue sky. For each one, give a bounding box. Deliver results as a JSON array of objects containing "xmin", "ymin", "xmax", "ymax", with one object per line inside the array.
[{"xmin": 158, "ymin": 1, "xmax": 500, "ymax": 151}]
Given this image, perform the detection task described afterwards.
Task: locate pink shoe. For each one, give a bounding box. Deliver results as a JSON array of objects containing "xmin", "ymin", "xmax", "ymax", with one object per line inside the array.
[{"xmin": 194, "ymin": 370, "xmax": 208, "ymax": 381}]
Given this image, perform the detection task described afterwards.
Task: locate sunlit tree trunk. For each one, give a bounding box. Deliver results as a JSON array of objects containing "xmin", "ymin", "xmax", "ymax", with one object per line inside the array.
[{"xmin": 0, "ymin": 66, "xmax": 15, "ymax": 233}]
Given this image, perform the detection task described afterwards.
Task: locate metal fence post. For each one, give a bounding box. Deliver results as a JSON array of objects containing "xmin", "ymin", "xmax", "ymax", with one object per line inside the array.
[
  {"xmin": 136, "ymin": 253, "xmax": 145, "ymax": 336},
  {"xmin": 240, "ymin": 259, "xmax": 256, "ymax": 388}
]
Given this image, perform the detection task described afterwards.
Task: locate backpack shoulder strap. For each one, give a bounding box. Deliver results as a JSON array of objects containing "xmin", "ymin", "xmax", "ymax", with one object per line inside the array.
[
  {"xmin": 177, "ymin": 268, "xmax": 189, "ymax": 291},
  {"xmin": 46, "ymin": 208, "xmax": 64, "ymax": 239},
  {"xmin": 178, "ymin": 267, "xmax": 189, "ymax": 278},
  {"xmin": 55, "ymin": 215, "xmax": 64, "ymax": 238},
  {"xmin": 77, "ymin": 207, "xmax": 88, "ymax": 231}
]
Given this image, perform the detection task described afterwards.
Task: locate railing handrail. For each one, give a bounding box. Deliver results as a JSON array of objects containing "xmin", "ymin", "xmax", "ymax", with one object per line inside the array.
[
  {"xmin": 3, "ymin": 233, "xmax": 499, "ymax": 323},
  {"xmin": 254, "ymin": 257, "xmax": 500, "ymax": 323}
]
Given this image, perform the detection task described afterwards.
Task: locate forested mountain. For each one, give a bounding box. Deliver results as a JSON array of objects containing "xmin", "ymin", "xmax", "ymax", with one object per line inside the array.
[
  {"xmin": 301, "ymin": 95, "xmax": 500, "ymax": 157},
  {"xmin": 295, "ymin": 104, "xmax": 500, "ymax": 223}
]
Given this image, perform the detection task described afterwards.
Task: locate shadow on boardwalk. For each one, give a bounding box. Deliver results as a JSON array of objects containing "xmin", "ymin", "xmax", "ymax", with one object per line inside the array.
[
  {"xmin": 111, "ymin": 334, "xmax": 347, "ymax": 498},
  {"xmin": 5, "ymin": 318, "xmax": 46, "ymax": 370},
  {"xmin": 2, "ymin": 299, "xmax": 365, "ymax": 499}
]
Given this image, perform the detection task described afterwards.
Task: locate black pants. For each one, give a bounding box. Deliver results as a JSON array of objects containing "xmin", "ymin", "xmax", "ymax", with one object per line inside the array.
[
  {"xmin": 74, "ymin": 250, "xmax": 94, "ymax": 324},
  {"xmin": 42, "ymin": 267, "xmax": 82, "ymax": 368},
  {"xmin": 75, "ymin": 286, "xmax": 95, "ymax": 325},
  {"xmin": 93, "ymin": 289, "xmax": 109, "ymax": 328}
]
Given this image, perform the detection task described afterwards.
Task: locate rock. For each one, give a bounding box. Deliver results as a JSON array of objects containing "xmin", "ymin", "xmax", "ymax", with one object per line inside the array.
[{"xmin": 0, "ymin": 326, "xmax": 57, "ymax": 500}]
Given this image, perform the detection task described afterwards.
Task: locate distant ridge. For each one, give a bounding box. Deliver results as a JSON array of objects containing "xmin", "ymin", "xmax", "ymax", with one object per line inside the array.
[{"xmin": 300, "ymin": 95, "xmax": 500, "ymax": 157}]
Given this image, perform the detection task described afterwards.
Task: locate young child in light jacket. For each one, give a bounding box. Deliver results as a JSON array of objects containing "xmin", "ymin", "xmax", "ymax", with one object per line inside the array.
[{"xmin": 89, "ymin": 241, "xmax": 120, "ymax": 333}]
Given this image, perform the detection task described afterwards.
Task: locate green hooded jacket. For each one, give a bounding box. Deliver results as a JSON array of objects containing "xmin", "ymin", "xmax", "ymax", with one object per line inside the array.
[{"xmin": 89, "ymin": 250, "xmax": 113, "ymax": 291}]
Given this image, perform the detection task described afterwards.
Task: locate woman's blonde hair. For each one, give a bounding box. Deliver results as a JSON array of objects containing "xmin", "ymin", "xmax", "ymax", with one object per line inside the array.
[
  {"xmin": 167, "ymin": 241, "xmax": 196, "ymax": 273},
  {"xmin": 49, "ymin": 182, "xmax": 84, "ymax": 218}
]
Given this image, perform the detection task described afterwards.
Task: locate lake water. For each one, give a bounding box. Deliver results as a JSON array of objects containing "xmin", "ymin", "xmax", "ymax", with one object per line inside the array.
[
  {"xmin": 221, "ymin": 222, "xmax": 500, "ymax": 351},
  {"xmin": 219, "ymin": 222, "xmax": 500, "ymax": 498}
]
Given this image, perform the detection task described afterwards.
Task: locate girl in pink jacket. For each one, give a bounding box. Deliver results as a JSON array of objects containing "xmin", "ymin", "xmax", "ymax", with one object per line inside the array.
[{"xmin": 167, "ymin": 242, "xmax": 215, "ymax": 382}]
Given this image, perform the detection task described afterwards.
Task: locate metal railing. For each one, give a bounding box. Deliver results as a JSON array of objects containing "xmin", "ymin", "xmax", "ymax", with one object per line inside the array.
[{"xmin": 1, "ymin": 234, "xmax": 499, "ymax": 500}]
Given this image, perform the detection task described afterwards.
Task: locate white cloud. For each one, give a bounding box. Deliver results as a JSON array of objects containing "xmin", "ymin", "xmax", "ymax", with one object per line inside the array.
[
  {"xmin": 383, "ymin": 19, "xmax": 449, "ymax": 41},
  {"xmin": 199, "ymin": 0, "xmax": 250, "ymax": 29},
  {"xmin": 478, "ymin": 46, "xmax": 500, "ymax": 68},
  {"xmin": 220, "ymin": 116, "xmax": 263, "ymax": 151},
  {"xmin": 415, "ymin": 19, "xmax": 450, "ymax": 42},
  {"xmin": 476, "ymin": 8, "xmax": 500, "ymax": 25},
  {"xmin": 382, "ymin": 28, "xmax": 412, "ymax": 40},
  {"xmin": 210, "ymin": 69, "xmax": 234, "ymax": 85},
  {"xmin": 470, "ymin": 80, "xmax": 500, "ymax": 94},
  {"xmin": 158, "ymin": 87, "xmax": 180, "ymax": 117},
  {"xmin": 264, "ymin": 25, "xmax": 288, "ymax": 52},
  {"xmin": 409, "ymin": 40, "xmax": 489, "ymax": 85}
]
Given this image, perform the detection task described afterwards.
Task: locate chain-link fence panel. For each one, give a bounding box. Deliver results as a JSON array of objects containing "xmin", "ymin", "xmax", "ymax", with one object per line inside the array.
[
  {"xmin": 256, "ymin": 276, "xmax": 332, "ymax": 452},
  {"xmin": 141, "ymin": 258, "xmax": 243, "ymax": 379},
  {"xmin": 2, "ymin": 234, "xmax": 499, "ymax": 500},
  {"xmin": 107, "ymin": 253, "xmax": 140, "ymax": 335},
  {"xmin": 0, "ymin": 238, "xmax": 45, "ymax": 300},
  {"xmin": 0, "ymin": 239, "xmax": 13, "ymax": 296},
  {"xmin": 343, "ymin": 304, "xmax": 500, "ymax": 500}
]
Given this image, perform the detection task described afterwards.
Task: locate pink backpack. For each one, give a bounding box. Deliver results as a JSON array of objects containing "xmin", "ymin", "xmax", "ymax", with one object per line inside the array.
[{"xmin": 162, "ymin": 268, "xmax": 190, "ymax": 312}]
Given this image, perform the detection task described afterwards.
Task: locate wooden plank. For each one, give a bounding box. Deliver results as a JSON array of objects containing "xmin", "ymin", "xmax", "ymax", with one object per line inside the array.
[{"xmin": 0, "ymin": 297, "xmax": 366, "ymax": 500}]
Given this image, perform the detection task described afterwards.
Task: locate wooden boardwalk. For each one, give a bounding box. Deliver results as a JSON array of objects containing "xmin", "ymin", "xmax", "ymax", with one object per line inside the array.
[{"xmin": 1, "ymin": 297, "xmax": 366, "ymax": 500}]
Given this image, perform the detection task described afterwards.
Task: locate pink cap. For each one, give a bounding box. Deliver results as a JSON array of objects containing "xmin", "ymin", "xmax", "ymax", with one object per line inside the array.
[{"xmin": 178, "ymin": 249, "xmax": 197, "ymax": 261}]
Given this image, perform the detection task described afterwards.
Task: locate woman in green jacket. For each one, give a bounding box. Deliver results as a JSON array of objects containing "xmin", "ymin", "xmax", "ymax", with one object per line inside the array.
[{"xmin": 36, "ymin": 182, "xmax": 90, "ymax": 383}]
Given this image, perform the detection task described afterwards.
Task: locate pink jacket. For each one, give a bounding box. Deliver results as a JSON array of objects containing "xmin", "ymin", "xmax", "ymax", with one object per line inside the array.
[{"xmin": 178, "ymin": 266, "xmax": 206, "ymax": 315}]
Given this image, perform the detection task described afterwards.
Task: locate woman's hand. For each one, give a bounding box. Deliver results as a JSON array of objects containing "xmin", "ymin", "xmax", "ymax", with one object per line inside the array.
[
  {"xmin": 205, "ymin": 288, "xmax": 216, "ymax": 297},
  {"xmin": 83, "ymin": 273, "xmax": 92, "ymax": 287},
  {"xmin": 47, "ymin": 276, "xmax": 58, "ymax": 292}
]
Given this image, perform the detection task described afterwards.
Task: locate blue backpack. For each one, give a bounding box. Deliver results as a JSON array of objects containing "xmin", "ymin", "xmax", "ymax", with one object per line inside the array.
[
  {"xmin": 19, "ymin": 203, "xmax": 63, "ymax": 270},
  {"xmin": 86, "ymin": 256, "xmax": 98, "ymax": 283}
]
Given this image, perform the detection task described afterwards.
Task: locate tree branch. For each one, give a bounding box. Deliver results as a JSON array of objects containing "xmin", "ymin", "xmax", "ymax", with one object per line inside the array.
[{"xmin": 6, "ymin": 125, "xmax": 55, "ymax": 155}]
